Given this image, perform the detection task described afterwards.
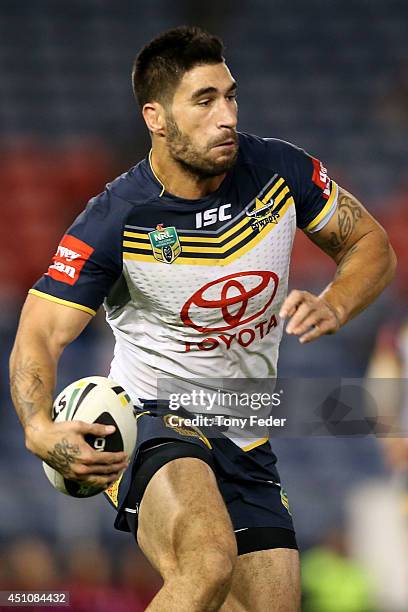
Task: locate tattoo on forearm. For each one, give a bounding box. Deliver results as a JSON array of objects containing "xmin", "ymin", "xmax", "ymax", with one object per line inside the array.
[
  {"xmin": 10, "ymin": 356, "xmax": 51, "ymax": 429},
  {"xmin": 334, "ymin": 244, "xmax": 359, "ymax": 279},
  {"xmin": 319, "ymin": 195, "xmax": 362, "ymax": 257},
  {"xmin": 46, "ymin": 438, "xmax": 80, "ymax": 475}
]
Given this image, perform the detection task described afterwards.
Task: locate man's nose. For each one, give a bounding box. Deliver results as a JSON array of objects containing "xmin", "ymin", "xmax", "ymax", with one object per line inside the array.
[{"xmin": 216, "ymin": 99, "xmax": 237, "ymax": 129}]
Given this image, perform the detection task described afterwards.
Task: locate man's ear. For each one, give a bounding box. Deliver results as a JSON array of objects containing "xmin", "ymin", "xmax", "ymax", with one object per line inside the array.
[{"xmin": 142, "ymin": 102, "xmax": 166, "ymax": 136}]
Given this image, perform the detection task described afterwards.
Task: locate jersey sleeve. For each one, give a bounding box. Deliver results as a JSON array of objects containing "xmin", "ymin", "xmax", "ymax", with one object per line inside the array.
[
  {"xmin": 30, "ymin": 189, "xmax": 127, "ymax": 315},
  {"xmin": 272, "ymin": 140, "xmax": 339, "ymax": 232}
]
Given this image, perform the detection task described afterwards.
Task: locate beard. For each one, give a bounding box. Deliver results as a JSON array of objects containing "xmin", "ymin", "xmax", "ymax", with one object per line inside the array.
[{"xmin": 165, "ymin": 113, "xmax": 238, "ymax": 179}]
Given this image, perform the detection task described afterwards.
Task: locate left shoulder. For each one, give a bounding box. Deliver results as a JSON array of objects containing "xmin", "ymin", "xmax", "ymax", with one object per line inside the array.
[{"xmin": 238, "ymin": 133, "xmax": 340, "ymax": 231}]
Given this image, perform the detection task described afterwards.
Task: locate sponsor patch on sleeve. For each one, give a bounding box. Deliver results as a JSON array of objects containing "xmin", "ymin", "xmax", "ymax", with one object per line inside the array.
[
  {"xmin": 47, "ymin": 234, "xmax": 94, "ymax": 285},
  {"xmin": 311, "ymin": 157, "xmax": 331, "ymax": 199}
]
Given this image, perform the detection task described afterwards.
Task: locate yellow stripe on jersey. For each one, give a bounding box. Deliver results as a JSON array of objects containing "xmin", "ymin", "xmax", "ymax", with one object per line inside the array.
[
  {"xmin": 123, "ymin": 176, "xmax": 287, "ymax": 246},
  {"xmin": 135, "ymin": 410, "xmax": 151, "ymax": 420},
  {"xmin": 28, "ymin": 289, "xmax": 96, "ymax": 316},
  {"xmin": 305, "ymin": 181, "xmax": 338, "ymax": 232},
  {"xmin": 123, "ymin": 230, "xmax": 149, "ymax": 240},
  {"xmin": 124, "ymin": 197, "xmax": 294, "ymax": 266},
  {"xmin": 123, "ymin": 239, "xmax": 150, "ymax": 250},
  {"xmin": 261, "ymin": 177, "xmax": 285, "ymax": 207},
  {"xmin": 125, "ymin": 224, "xmax": 254, "ymax": 254},
  {"xmin": 241, "ymin": 437, "xmax": 269, "ymax": 452},
  {"xmin": 271, "ymin": 184, "xmax": 289, "ymax": 207},
  {"xmin": 180, "ymin": 225, "xmax": 253, "ymax": 253},
  {"xmin": 124, "ymin": 214, "xmax": 252, "ymax": 247}
]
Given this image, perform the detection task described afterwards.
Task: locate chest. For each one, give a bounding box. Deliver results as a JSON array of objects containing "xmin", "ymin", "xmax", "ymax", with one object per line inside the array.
[{"xmin": 122, "ymin": 198, "xmax": 296, "ymax": 331}]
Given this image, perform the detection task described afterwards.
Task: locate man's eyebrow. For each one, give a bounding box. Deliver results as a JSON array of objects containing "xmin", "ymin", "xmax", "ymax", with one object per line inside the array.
[
  {"xmin": 226, "ymin": 82, "xmax": 238, "ymax": 95},
  {"xmin": 191, "ymin": 86, "xmax": 218, "ymax": 100},
  {"xmin": 190, "ymin": 82, "xmax": 237, "ymax": 100}
]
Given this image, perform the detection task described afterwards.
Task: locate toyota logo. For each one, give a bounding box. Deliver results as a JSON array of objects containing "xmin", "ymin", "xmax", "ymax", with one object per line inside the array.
[{"xmin": 180, "ymin": 271, "xmax": 279, "ymax": 333}]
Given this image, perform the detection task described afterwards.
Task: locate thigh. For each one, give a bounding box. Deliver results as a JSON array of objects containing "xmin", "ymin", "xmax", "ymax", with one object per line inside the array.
[
  {"xmin": 104, "ymin": 407, "xmax": 216, "ymax": 532},
  {"xmin": 221, "ymin": 548, "xmax": 301, "ymax": 612},
  {"xmin": 136, "ymin": 456, "xmax": 237, "ymax": 578}
]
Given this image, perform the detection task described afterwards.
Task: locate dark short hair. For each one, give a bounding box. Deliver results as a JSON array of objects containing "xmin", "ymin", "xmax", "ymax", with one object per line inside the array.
[{"xmin": 132, "ymin": 26, "xmax": 225, "ymax": 108}]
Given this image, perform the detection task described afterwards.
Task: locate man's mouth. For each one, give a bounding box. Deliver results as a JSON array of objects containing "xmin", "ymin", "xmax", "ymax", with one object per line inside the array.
[{"xmin": 213, "ymin": 139, "xmax": 236, "ymax": 148}]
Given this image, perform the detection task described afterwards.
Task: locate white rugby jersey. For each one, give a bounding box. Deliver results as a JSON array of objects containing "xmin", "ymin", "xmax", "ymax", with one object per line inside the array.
[{"xmin": 31, "ymin": 133, "xmax": 338, "ymax": 446}]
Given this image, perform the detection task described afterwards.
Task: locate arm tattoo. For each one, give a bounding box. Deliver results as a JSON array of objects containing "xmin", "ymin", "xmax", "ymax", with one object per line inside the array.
[
  {"xmin": 10, "ymin": 356, "xmax": 51, "ymax": 430},
  {"xmin": 334, "ymin": 244, "xmax": 359, "ymax": 280},
  {"xmin": 46, "ymin": 438, "xmax": 80, "ymax": 475},
  {"xmin": 318, "ymin": 195, "xmax": 362, "ymax": 257}
]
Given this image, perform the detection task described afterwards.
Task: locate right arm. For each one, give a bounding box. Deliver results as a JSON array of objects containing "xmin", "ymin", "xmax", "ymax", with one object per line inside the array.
[{"xmin": 10, "ymin": 294, "xmax": 128, "ymax": 489}]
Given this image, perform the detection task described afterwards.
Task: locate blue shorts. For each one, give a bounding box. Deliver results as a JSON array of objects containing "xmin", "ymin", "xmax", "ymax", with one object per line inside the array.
[{"xmin": 104, "ymin": 403, "xmax": 297, "ymax": 555}]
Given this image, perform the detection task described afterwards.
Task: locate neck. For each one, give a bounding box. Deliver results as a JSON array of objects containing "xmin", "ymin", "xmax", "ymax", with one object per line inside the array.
[{"xmin": 150, "ymin": 147, "xmax": 226, "ymax": 200}]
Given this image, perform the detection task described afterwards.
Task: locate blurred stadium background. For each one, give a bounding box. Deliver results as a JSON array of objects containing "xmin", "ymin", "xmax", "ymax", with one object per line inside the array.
[{"xmin": 0, "ymin": 0, "xmax": 407, "ymax": 610}]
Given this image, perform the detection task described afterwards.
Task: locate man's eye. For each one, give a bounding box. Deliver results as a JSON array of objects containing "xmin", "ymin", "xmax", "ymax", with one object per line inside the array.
[
  {"xmin": 198, "ymin": 100, "xmax": 211, "ymax": 106},
  {"xmin": 227, "ymin": 94, "xmax": 237, "ymax": 101}
]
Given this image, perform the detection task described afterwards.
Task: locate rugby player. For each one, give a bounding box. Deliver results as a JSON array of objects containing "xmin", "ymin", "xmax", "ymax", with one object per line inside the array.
[{"xmin": 10, "ymin": 26, "xmax": 396, "ymax": 611}]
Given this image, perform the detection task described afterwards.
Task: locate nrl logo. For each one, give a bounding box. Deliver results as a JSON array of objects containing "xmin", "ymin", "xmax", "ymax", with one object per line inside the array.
[
  {"xmin": 149, "ymin": 224, "xmax": 182, "ymax": 263},
  {"xmin": 246, "ymin": 197, "xmax": 280, "ymax": 231}
]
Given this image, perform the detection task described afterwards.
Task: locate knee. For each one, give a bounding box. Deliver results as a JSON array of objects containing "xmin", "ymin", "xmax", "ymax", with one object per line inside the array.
[
  {"xmin": 199, "ymin": 544, "xmax": 237, "ymax": 592},
  {"xmin": 159, "ymin": 535, "xmax": 237, "ymax": 608},
  {"xmin": 181, "ymin": 536, "xmax": 237, "ymax": 605}
]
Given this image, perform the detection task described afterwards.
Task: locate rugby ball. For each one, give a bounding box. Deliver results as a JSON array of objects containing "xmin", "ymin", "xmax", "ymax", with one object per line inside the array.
[{"xmin": 42, "ymin": 376, "xmax": 136, "ymax": 498}]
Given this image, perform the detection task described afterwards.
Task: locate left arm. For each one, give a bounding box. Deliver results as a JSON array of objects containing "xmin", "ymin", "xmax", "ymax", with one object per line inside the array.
[{"xmin": 280, "ymin": 186, "xmax": 397, "ymax": 343}]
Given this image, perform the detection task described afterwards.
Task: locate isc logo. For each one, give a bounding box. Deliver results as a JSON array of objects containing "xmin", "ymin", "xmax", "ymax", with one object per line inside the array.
[{"xmin": 195, "ymin": 204, "xmax": 232, "ymax": 229}]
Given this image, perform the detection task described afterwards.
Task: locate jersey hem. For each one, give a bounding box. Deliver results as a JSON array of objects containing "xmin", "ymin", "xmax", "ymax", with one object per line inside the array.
[{"xmin": 28, "ymin": 289, "xmax": 96, "ymax": 316}]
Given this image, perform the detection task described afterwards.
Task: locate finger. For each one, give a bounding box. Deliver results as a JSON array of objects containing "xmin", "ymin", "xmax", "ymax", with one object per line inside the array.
[
  {"xmin": 297, "ymin": 307, "xmax": 339, "ymax": 339},
  {"xmin": 76, "ymin": 462, "xmax": 128, "ymax": 476},
  {"xmin": 279, "ymin": 290, "xmax": 306, "ymax": 319},
  {"xmin": 75, "ymin": 421, "xmax": 116, "ymax": 437},
  {"xmin": 92, "ymin": 473, "xmax": 125, "ymax": 488},
  {"xmin": 299, "ymin": 319, "xmax": 333, "ymax": 344},
  {"xmin": 286, "ymin": 302, "xmax": 316, "ymax": 334},
  {"xmin": 69, "ymin": 461, "xmax": 126, "ymax": 481},
  {"xmin": 287, "ymin": 311, "xmax": 322, "ymax": 336},
  {"xmin": 81, "ymin": 450, "xmax": 128, "ymax": 465},
  {"xmin": 81, "ymin": 476, "xmax": 115, "ymax": 490}
]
